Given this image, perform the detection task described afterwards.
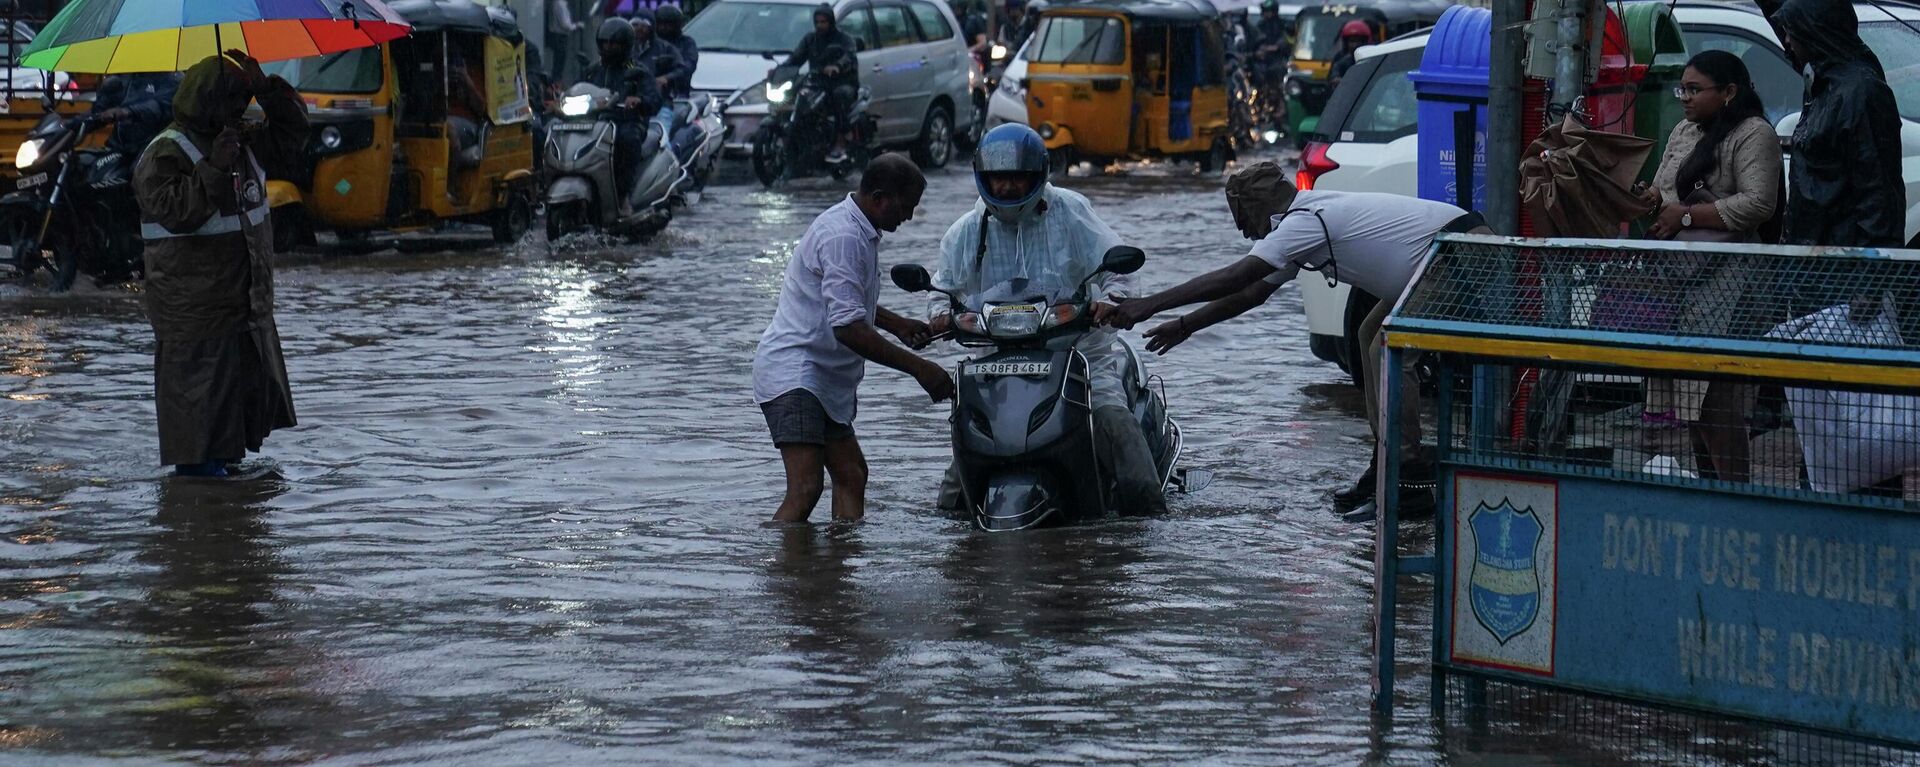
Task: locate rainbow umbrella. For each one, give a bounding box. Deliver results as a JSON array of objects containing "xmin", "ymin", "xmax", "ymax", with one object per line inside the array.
[{"xmin": 20, "ymin": 0, "xmax": 412, "ymax": 74}]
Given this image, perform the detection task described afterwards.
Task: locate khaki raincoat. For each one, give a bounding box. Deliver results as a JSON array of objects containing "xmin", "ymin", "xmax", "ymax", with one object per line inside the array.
[{"xmin": 134, "ymin": 56, "xmax": 306, "ymax": 466}]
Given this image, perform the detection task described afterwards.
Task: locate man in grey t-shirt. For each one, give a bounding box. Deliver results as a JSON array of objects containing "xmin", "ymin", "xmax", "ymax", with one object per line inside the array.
[
  {"xmin": 1107, "ymin": 162, "xmax": 1488, "ymax": 522},
  {"xmin": 751, "ymin": 155, "xmax": 954, "ymax": 523}
]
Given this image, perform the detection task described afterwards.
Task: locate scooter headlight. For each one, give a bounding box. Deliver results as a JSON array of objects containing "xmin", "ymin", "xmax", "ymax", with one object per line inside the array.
[
  {"xmin": 14, "ymin": 138, "xmax": 41, "ymax": 169},
  {"xmin": 766, "ymin": 80, "xmax": 793, "ymax": 104},
  {"xmin": 990, "ymin": 43, "xmax": 1008, "ymax": 61},
  {"xmin": 561, "ymin": 94, "xmax": 595, "ymax": 117},
  {"xmin": 1042, "ymin": 303, "xmax": 1081, "ymax": 329},
  {"xmin": 985, "ymin": 303, "xmax": 1043, "ymax": 337}
]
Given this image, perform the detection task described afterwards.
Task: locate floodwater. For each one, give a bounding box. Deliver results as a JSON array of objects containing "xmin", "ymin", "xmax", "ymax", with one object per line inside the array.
[{"xmin": 0, "ymin": 157, "xmax": 1862, "ymax": 765}]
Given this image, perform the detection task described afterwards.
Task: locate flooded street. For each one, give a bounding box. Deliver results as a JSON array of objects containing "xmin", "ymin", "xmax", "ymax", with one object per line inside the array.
[{"xmin": 0, "ymin": 158, "xmax": 1822, "ymax": 765}]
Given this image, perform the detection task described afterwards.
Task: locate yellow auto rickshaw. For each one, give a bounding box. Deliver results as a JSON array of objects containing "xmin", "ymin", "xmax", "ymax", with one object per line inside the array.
[
  {"xmin": 264, "ymin": 0, "xmax": 536, "ymax": 248},
  {"xmin": 1023, "ymin": 0, "xmax": 1235, "ymax": 171},
  {"xmin": 1283, "ymin": 1, "xmax": 1446, "ymax": 146}
]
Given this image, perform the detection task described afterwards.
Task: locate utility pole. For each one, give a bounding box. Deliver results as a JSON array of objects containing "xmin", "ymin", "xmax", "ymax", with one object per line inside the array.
[
  {"xmin": 1485, "ymin": 0, "xmax": 1526, "ymax": 235},
  {"xmin": 1550, "ymin": 0, "xmax": 1590, "ymax": 113}
]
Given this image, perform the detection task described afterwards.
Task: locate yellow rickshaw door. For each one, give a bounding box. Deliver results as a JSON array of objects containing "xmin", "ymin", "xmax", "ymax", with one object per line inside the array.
[{"xmin": 1023, "ymin": 13, "xmax": 1132, "ymax": 158}]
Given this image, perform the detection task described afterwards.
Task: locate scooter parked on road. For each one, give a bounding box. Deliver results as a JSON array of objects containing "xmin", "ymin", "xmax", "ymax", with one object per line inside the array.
[
  {"xmin": 543, "ymin": 82, "xmax": 685, "ymax": 241},
  {"xmin": 893, "ymin": 246, "xmax": 1188, "ymax": 532}
]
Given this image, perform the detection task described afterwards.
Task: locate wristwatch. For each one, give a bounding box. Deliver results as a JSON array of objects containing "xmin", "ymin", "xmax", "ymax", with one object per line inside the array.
[{"xmin": 1679, "ymin": 209, "xmax": 1693, "ymax": 228}]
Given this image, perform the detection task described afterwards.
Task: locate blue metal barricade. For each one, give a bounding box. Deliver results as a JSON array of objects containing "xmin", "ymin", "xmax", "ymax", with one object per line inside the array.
[{"xmin": 1373, "ymin": 234, "xmax": 1920, "ymax": 748}]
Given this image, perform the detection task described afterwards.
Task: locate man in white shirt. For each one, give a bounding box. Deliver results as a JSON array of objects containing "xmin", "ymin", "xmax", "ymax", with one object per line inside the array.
[
  {"xmin": 1106, "ymin": 162, "xmax": 1488, "ymax": 521},
  {"xmin": 752, "ymin": 155, "xmax": 955, "ymax": 523}
]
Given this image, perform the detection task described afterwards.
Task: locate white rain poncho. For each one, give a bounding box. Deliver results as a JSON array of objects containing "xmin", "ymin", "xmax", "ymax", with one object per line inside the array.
[{"xmin": 933, "ymin": 185, "xmax": 1137, "ymax": 408}]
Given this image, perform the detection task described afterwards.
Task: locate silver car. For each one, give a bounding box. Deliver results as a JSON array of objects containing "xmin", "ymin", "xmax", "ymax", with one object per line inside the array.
[{"xmin": 685, "ymin": 0, "xmax": 982, "ymax": 165}]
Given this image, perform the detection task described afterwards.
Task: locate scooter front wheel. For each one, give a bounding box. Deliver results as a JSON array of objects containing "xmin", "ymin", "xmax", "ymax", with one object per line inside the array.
[{"xmin": 545, "ymin": 201, "xmax": 584, "ymax": 242}]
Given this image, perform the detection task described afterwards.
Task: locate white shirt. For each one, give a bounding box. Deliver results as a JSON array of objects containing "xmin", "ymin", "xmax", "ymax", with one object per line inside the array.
[
  {"xmin": 1251, "ymin": 190, "xmax": 1465, "ymax": 302},
  {"xmin": 751, "ymin": 196, "xmax": 882, "ymax": 424}
]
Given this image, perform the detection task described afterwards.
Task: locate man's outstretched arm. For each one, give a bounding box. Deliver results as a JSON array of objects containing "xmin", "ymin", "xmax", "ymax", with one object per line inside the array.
[{"xmin": 1107, "ymin": 255, "xmax": 1277, "ymax": 329}]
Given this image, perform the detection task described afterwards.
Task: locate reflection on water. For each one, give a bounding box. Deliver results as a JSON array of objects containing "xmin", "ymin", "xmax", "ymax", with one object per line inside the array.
[{"xmin": 0, "ymin": 160, "xmax": 1791, "ymax": 763}]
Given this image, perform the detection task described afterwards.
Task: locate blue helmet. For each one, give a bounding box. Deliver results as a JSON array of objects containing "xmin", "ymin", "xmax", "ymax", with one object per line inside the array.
[{"xmin": 973, "ymin": 123, "xmax": 1049, "ymax": 222}]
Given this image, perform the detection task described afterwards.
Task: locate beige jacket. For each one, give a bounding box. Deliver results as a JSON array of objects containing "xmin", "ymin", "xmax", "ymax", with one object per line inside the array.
[{"xmin": 1652, "ymin": 116, "xmax": 1782, "ymax": 237}]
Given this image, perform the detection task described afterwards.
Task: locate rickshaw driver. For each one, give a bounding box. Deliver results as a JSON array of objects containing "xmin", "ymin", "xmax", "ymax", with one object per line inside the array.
[
  {"xmin": 446, "ymin": 47, "xmax": 491, "ymax": 175},
  {"xmin": 929, "ymin": 124, "xmax": 1169, "ymax": 516},
  {"xmin": 580, "ymin": 18, "xmax": 667, "ymax": 214},
  {"xmin": 781, "ymin": 4, "xmax": 861, "ymax": 163}
]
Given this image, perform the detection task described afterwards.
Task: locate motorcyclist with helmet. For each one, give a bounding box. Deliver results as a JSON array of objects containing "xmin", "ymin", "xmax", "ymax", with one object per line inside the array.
[
  {"xmin": 930, "ymin": 124, "xmax": 1169, "ymax": 516},
  {"xmin": 579, "ymin": 17, "xmax": 667, "ymax": 213},
  {"xmin": 780, "ymin": 3, "xmax": 862, "ymax": 163},
  {"xmin": 653, "ymin": 5, "xmax": 699, "ymax": 99},
  {"xmin": 996, "ymin": 0, "xmax": 1038, "ymax": 53},
  {"xmin": 1330, "ymin": 19, "xmax": 1375, "ymax": 86},
  {"xmin": 630, "ymin": 12, "xmax": 687, "ymax": 98},
  {"xmin": 1246, "ymin": 0, "xmax": 1290, "ymax": 93}
]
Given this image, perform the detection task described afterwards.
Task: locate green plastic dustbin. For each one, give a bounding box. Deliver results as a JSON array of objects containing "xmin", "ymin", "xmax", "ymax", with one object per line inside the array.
[{"xmin": 1623, "ymin": 2, "xmax": 1691, "ymax": 186}]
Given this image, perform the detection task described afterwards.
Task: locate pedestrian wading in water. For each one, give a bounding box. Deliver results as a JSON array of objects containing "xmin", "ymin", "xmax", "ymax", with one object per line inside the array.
[
  {"xmin": 134, "ymin": 50, "xmax": 306, "ymax": 478},
  {"xmin": 751, "ymin": 154, "xmax": 955, "ymax": 523}
]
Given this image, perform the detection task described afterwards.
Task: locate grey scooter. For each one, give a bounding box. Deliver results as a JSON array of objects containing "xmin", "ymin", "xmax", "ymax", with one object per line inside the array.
[
  {"xmin": 893, "ymin": 246, "xmax": 1185, "ymax": 532},
  {"xmin": 544, "ymin": 82, "xmax": 686, "ymax": 241}
]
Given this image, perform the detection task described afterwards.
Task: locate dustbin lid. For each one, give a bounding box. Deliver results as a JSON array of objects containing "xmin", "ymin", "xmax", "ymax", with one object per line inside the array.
[
  {"xmin": 1409, "ymin": 5, "xmax": 1491, "ymax": 92},
  {"xmin": 1620, "ymin": 1, "xmax": 1689, "ymax": 73}
]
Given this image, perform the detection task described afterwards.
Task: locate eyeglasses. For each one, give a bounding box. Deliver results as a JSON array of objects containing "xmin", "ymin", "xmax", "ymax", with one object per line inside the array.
[{"xmin": 1672, "ymin": 84, "xmax": 1728, "ymax": 100}]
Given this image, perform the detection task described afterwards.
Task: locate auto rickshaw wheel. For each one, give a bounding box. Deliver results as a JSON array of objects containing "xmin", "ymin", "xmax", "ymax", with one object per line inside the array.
[
  {"xmin": 911, "ymin": 104, "xmax": 954, "ymax": 169},
  {"xmin": 492, "ymin": 190, "xmax": 533, "ymax": 245},
  {"xmin": 1199, "ymin": 138, "xmax": 1231, "ymax": 174}
]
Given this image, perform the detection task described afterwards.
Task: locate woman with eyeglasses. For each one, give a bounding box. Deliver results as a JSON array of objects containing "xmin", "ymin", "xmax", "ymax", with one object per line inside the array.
[{"xmin": 1633, "ymin": 50, "xmax": 1782, "ymax": 482}]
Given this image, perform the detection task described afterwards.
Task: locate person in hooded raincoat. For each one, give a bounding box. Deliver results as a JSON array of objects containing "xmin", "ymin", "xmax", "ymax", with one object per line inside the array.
[
  {"xmin": 931, "ymin": 125, "xmax": 1168, "ymax": 515},
  {"xmin": 782, "ymin": 3, "xmax": 862, "ymax": 162},
  {"xmin": 134, "ymin": 51, "xmax": 306, "ymax": 477},
  {"xmin": 1766, "ymin": 0, "xmax": 1906, "ymax": 248}
]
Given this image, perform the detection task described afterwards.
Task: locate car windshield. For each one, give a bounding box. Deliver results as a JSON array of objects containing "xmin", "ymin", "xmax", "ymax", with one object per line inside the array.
[
  {"xmin": 1859, "ymin": 21, "xmax": 1920, "ymax": 122},
  {"xmin": 685, "ymin": 2, "xmax": 817, "ymax": 54},
  {"xmin": 1029, "ymin": 16, "xmax": 1126, "ymax": 65},
  {"xmin": 261, "ymin": 48, "xmax": 383, "ymax": 93}
]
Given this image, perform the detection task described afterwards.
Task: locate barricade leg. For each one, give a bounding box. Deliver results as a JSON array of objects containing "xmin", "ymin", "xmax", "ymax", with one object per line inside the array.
[{"xmin": 1372, "ymin": 346, "xmax": 1405, "ymax": 715}]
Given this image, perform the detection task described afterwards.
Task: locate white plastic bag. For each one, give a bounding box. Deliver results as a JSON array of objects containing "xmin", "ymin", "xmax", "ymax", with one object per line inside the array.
[{"xmin": 1766, "ymin": 303, "xmax": 1920, "ymax": 494}]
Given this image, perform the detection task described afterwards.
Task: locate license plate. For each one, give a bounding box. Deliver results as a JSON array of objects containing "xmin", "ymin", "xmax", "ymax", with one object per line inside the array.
[
  {"xmin": 972, "ymin": 361, "xmax": 1051, "ymax": 377},
  {"xmin": 15, "ymin": 172, "xmax": 45, "ymax": 190},
  {"xmin": 551, "ymin": 122, "xmax": 596, "ymax": 132}
]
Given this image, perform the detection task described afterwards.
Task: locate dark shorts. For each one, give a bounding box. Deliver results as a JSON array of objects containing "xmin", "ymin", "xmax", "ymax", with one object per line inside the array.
[{"xmin": 760, "ymin": 389, "xmax": 854, "ymax": 446}]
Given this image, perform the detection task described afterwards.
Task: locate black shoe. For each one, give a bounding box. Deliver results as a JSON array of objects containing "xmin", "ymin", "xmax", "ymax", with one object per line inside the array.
[
  {"xmin": 1339, "ymin": 485, "xmax": 1435, "ymax": 525},
  {"xmin": 1333, "ymin": 460, "xmax": 1377, "ymax": 509}
]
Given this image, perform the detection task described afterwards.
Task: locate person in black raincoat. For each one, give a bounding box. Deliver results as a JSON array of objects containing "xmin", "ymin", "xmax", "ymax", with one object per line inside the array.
[
  {"xmin": 581, "ymin": 18, "xmax": 666, "ymax": 211},
  {"xmin": 653, "ymin": 5, "xmax": 699, "ymax": 99},
  {"xmin": 782, "ymin": 4, "xmax": 861, "ymax": 161},
  {"xmin": 1765, "ymin": 0, "xmax": 1906, "ymax": 248},
  {"xmin": 91, "ymin": 72, "xmax": 180, "ymax": 162},
  {"xmin": 133, "ymin": 51, "xmax": 306, "ymax": 477}
]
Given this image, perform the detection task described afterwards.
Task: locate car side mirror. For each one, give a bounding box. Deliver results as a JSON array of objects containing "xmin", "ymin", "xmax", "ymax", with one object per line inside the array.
[
  {"xmin": 891, "ymin": 263, "xmax": 933, "ymax": 292},
  {"xmin": 1100, "ymin": 245, "xmax": 1146, "ymax": 276}
]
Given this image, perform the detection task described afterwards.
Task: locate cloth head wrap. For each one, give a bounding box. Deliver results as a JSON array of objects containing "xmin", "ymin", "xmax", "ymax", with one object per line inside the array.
[{"xmin": 1224, "ymin": 161, "xmax": 1297, "ymax": 235}]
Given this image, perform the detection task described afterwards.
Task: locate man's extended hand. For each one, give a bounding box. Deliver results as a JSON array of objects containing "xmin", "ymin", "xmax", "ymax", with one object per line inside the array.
[
  {"xmin": 1143, "ymin": 316, "xmax": 1194, "ymax": 355},
  {"xmin": 890, "ymin": 318, "xmax": 934, "ymax": 349},
  {"xmin": 914, "ymin": 361, "xmax": 955, "ymax": 402},
  {"xmin": 928, "ymin": 313, "xmax": 953, "ymax": 338},
  {"xmin": 1103, "ymin": 297, "xmax": 1155, "ymax": 330},
  {"xmin": 1090, "ymin": 301, "xmax": 1121, "ymax": 325},
  {"xmin": 96, "ymin": 107, "xmax": 130, "ymax": 123},
  {"xmin": 209, "ymin": 127, "xmax": 244, "ymax": 171}
]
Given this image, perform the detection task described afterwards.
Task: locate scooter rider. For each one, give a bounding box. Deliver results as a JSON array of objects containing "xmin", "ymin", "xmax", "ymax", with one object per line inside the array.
[
  {"xmin": 932, "ymin": 124, "xmax": 1168, "ymax": 516},
  {"xmin": 92, "ymin": 72, "xmax": 180, "ymax": 164},
  {"xmin": 1247, "ymin": 0, "xmax": 1290, "ymax": 91},
  {"xmin": 630, "ymin": 13, "xmax": 686, "ymax": 98},
  {"xmin": 1105, "ymin": 162, "xmax": 1491, "ymax": 522},
  {"xmin": 1330, "ymin": 19, "xmax": 1373, "ymax": 86},
  {"xmin": 781, "ymin": 4, "xmax": 861, "ymax": 163},
  {"xmin": 579, "ymin": 17, "xmax": 666, "ymax": 214},
  {"xmin": 653, "ymin": 5, "xmax": 699, "ymax": 99}
]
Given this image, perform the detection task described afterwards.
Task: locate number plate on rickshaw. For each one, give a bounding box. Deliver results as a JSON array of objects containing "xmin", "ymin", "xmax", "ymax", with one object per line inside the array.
[
  {"xmin": 15, "ymin": 172, "xmax": 45, "ymax": 190},
  {"xmin": 972, "ymin": 361, "xmax": 1051, "ymax": 377}
]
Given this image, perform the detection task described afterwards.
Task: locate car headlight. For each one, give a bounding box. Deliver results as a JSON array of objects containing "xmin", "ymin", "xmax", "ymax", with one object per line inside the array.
[
  {"xmin": 765, "ymin": 80, "xmax": 793, "ymax": 104},
  {"xmin": 319, "ymin": 125, "xmax": 343, "ymax": 150},
  {"xmin": 1285, "ymin": 78, "xmax": 1304, "ymax": 98},
  {"xmin": 561, "ymin": 94, "xmax": 594, "ymax": 116},
  {"xmin": 14, "ymin": 138, "xmax": 41, "ymax": 169},
  {"xmin": 1042, "ymin": 303, "xmax": 1081, "ymax": 329},
  {"xmin": 985, "ymin": 303, "xmax": 1042, "ymax": 337}
]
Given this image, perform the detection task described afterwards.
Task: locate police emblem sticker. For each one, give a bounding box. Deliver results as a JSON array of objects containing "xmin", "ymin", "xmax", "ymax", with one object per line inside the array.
[{"xmin": 1450, "ymin": 473, "xmax": 1558, "ymax": 675}]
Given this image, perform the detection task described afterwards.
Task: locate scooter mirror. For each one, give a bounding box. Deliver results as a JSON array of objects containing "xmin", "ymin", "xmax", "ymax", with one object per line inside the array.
[
  {"xmin": 1100, "ymin": 245, "xmax": 1146, "ymax": 276},
  {"xmin": 891, "ymin": 263, "xmax": 934, "ymax": 292}
]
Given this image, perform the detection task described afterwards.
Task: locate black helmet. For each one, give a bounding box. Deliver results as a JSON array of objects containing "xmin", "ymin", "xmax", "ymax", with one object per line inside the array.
[
  {"xmin": 597, "ymin": 17, "xmax": 635, "ymax": 45},
  {"xmin": 654, "ymin": 5, "xmax": 685, "ymax": 25},
  {"xmin": 1259, "ymin": 0, "xmax": 1277, "ymax": 11}
]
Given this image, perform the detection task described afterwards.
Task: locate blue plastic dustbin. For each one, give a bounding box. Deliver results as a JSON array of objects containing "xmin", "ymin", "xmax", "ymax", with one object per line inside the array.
[{"xmin": 1410, "ymin": 6, "xmax": 1492, "ymax": 213}]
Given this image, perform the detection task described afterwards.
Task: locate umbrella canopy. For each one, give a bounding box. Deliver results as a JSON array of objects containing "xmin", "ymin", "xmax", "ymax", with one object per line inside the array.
[{"xmin": 21, "ymin": 0, "xmax": 412, "ymax": 73}]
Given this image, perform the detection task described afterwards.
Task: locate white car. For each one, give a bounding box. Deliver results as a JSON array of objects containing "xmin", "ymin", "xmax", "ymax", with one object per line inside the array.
[
  {"xmin": 984, "ymin": 37, "xmax": 1029, "ymax": 129},
  {"xmin": 1296, "ymin": 1, "xmax": 1920, "ymax": 378},
  {"xmin": 684, "ymin": 0, "xmax": 982, "ymax": 161}
]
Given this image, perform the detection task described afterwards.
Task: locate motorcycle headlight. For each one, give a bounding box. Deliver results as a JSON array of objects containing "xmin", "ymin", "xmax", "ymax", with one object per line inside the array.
[
  {"xmin": 765, "ymin": 80, "xmax": 793, "ymax": 104},
  {"xmin": 985, "ymin": 303, "xmax": 1043, "ymax": 338},
  {"xmin": 561, "ymin": 94, "xmax": 594, "ymax": 117},
  {"xmin": 1042, "ymin": 303, "xmax": 1081, "ymax": 329},
  {"xmin": 990, "ymin": 43, "xmax": 1008, "ymax": 61},
  {"xmin": 15, "ymin": 138, "xmax": 41, "ymax": 169}
]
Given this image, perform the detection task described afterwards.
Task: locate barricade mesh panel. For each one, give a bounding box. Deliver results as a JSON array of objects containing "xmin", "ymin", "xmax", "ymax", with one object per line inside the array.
[{"xmin": 1395, "ymin": 236, "xmax": 1920, "ymax": 353}]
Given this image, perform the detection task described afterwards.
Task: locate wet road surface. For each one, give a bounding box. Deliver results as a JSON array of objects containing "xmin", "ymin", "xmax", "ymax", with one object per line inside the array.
[{"xmin": 0, "ymin": 156, "xmax": 1849, "ymax": 764}]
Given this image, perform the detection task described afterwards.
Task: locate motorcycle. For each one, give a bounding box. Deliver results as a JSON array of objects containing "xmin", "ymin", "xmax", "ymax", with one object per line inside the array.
[
  {"xmin": 749, "ymin": 64, "xmax": 877, "ymax": 188},
  {"xmin": 668, "ymin": 92, "xmax": 728, "ymax": 202},
  {"xmin": 543, "ymin": 82, "xmax": 686, "ymax": 241},
  {"xmin": 892, "ymin": 246, "xmax": 1186, "ymax": 532},
  {"xmin": 1, "ymin": 108, "xmax": 144, "ymax": 292}
]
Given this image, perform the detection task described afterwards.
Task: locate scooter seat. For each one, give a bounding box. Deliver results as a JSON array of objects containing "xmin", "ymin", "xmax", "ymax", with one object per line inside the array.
[{"xmin": 670, "ymin": 101, "xmax": 693, "ymax": 127}]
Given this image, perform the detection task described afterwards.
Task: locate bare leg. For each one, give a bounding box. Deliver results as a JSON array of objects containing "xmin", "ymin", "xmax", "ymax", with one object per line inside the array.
[
  {"xmin": 773, "ymin": 443, "xmax": 827, "ymax": 523},
  {"xmin": 823, "ymin": 435, "xmax": 869, "ymax": 522}
]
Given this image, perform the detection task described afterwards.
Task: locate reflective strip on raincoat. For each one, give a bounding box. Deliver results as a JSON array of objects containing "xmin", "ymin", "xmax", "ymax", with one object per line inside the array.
[{"xmin": 139, "ymin": 129, "xmax": 269, "ymax": 241}]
